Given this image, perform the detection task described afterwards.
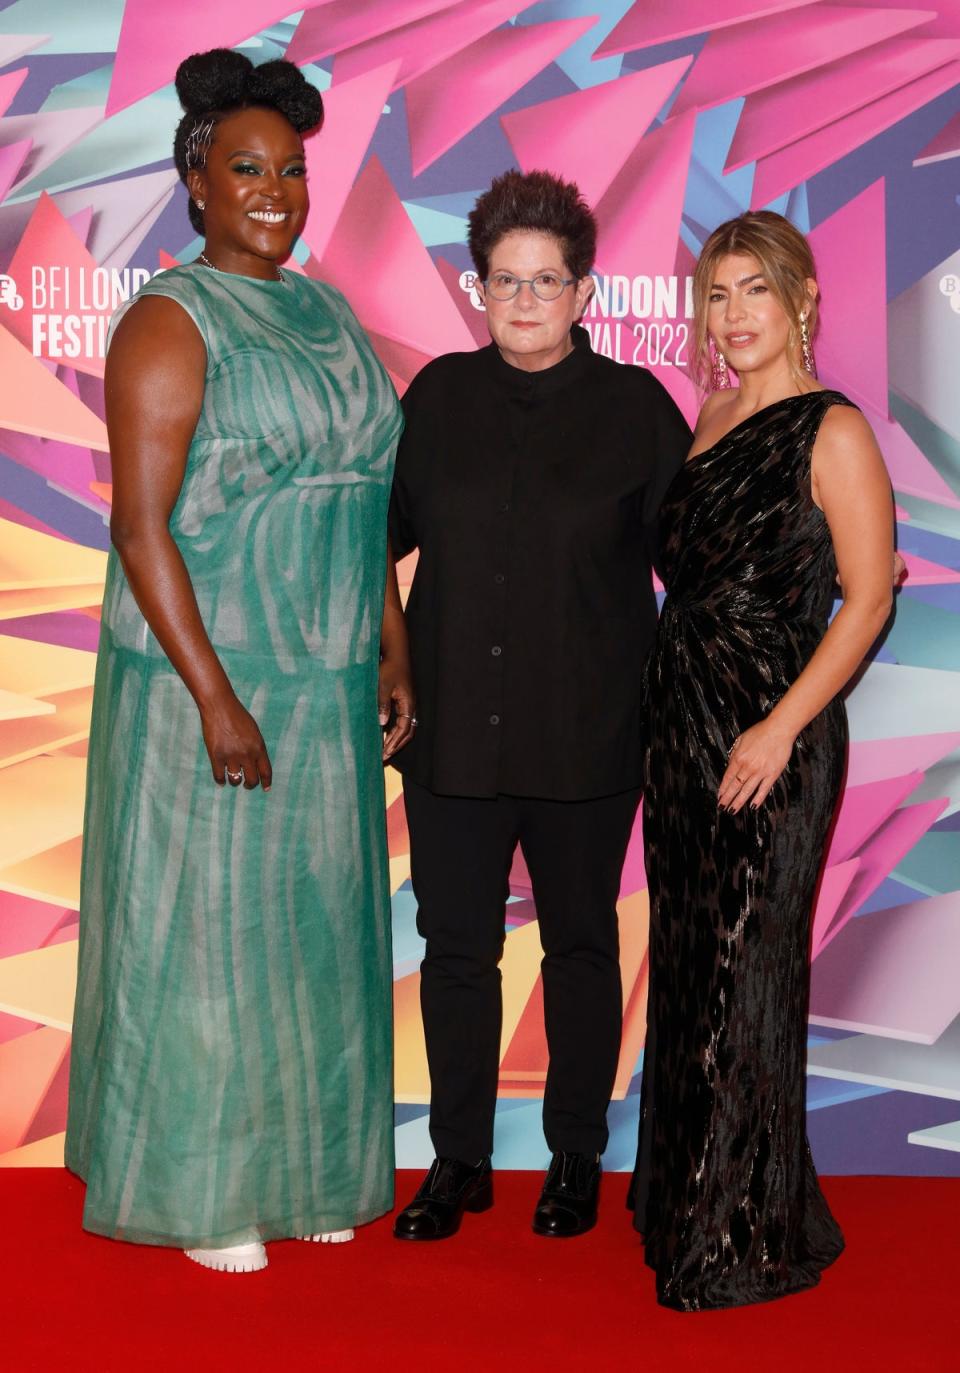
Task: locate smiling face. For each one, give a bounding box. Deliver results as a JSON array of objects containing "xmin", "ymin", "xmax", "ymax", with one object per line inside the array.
[
  {"xmin": 479, "ymin": 230, "xmax": 594, "ymax": 373},
  {"xmin": 707, "ymin": 252, "xmax": 817, "ymax": 381},
  {"xmin": 187, "ymin": 106, "xmax": 307, "ymax": 278}
]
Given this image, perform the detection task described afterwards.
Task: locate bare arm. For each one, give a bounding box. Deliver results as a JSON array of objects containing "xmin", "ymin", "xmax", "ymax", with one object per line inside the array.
[
  {"xmin": 719, "ymin": 405, "xmax": 893, "ymax": 812},
  {"xmin": 379, "ymin": 541, "xmax": 416, "ymax": 760},
  {"xmin": 105, "ymin": 295, "xmax": 271, "ymax": 790}
]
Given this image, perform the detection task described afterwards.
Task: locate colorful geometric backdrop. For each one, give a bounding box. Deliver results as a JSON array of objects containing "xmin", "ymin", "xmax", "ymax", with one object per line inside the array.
[{"xmin": 1, "ymin": 1, "xmax": 959, "ymax": 1177}]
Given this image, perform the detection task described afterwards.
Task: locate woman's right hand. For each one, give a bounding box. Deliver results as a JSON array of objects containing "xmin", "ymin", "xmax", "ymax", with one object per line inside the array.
[{"xmin": 200, "ymin": 692, "xmax": 273, "ymax": 790}]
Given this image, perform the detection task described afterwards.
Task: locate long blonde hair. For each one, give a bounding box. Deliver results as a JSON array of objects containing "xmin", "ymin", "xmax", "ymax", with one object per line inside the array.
[{"xmin": 691, "ymin": 211, "xmax": 818, "ymax": 392}]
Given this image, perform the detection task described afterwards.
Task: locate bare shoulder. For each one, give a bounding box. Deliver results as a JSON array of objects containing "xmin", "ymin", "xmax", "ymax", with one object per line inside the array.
[
  {"xmin": 692, "ymin": 388, "xmax": 736, "ymax": 438},
  {"xmin": 107, "ymin": 295, "xmax": 205, "ymax": 382},
  {"xmin": 812, "ymin": 402, "xmax": 884, "ymax": 471},
  {"xmin": 112, "ymin": 293, "xmax": 203, "ymax": 348}
]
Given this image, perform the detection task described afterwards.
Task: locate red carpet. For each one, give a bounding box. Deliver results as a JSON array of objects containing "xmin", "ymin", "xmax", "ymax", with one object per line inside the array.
[{"xmin": 1, "ymin": 1171, "xmax": 957, "ymax": 1371}]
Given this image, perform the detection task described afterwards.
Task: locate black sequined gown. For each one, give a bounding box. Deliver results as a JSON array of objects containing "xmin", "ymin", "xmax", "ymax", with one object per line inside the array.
[{"xmin": 631, "ymin": 391, "xmax": 850, "ymax": 1311}]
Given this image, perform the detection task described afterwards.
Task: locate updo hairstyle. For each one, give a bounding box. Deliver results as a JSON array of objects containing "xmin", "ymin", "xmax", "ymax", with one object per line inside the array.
[
  {"xmin": 692, "ymin": 210, "xmax": 819, "ymax": 391},
  {"xmin": 173, "ymin": 48, "xmax": 324, "ymax": 233},
  {"xmin": 467, "ymin": 170, "xmax": 597, "ymax": 282}
]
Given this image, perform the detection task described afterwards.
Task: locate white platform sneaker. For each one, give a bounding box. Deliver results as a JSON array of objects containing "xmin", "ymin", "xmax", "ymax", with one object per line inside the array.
[
  {"xmin": 299, "ymin": 1229, "xmax": 354, "ymax": 1244},
  {"xmin": 184, "ymin": 1240, "xmax": 268, "ymax": 1273}
]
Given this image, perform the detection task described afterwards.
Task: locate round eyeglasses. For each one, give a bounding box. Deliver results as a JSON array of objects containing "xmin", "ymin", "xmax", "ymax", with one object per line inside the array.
[{"xmin": 483, "ymin": 271, "xmax": 576, "ymax": 302}]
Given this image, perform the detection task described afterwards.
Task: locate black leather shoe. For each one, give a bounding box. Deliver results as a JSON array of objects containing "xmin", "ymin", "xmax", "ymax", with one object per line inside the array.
[
  {"xmin": 532, "ymin": 1151, "xmax": 601, "ymax": 1238},
  {"xmin": 393, "ymin": 1156, "xmax": 493, "ymax": 1240}
]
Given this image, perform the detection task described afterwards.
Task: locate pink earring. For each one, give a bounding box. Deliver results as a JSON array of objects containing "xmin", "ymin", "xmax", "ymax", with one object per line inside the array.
[{"xmin": 711, "ymin": 339, "xmax": 730, "ymax": 390}]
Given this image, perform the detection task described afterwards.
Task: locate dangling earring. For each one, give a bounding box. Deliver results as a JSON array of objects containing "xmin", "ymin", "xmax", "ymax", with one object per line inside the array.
[
  {"xmin": 800, "ymin": 313, "xmax": 816, "ymax": 376},
  {"xmin": 711, "ymin": 338, "xmax": 730, "ymax": 390}
]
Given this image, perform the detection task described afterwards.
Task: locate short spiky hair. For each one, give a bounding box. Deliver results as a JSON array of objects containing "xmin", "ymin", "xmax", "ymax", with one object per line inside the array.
[
  {"xmin": 173, "ymin": 48, "xmax": 324, "ymax": 233},
  {"xmin": 467, "ymin": 170, "xmax": 597, "ymax": 281}
]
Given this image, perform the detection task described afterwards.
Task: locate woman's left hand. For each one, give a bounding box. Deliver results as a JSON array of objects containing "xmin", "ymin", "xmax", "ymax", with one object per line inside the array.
[
  {"xmin": 379, "ymin": 656, "xmax": 416, "ymax": 761},
  {"xmin": 718, "ymin": 719, "xmax": 797, "ymax": 813}
]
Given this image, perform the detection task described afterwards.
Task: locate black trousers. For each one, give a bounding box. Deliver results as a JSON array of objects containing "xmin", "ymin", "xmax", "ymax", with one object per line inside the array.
[{"xmin": 403, "ymin": 777, "xmax": 641, "ymax": 1162}]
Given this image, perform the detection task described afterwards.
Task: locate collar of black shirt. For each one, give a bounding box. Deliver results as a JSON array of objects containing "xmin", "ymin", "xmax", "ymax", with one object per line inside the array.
[{"xmin": 484, "ymin": 322, "xmax": 593, "ymax": 396}]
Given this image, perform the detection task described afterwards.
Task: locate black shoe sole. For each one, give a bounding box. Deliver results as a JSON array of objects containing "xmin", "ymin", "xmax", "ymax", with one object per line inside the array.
[{"xmin": 531, "ymin": 1213, "xmax": 598, "ymax": 1239}]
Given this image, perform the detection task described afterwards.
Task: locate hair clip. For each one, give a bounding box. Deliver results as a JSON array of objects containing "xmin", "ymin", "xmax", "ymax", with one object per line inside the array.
[{"xmin": 185, "ymin": 117, "xmax": 216, "ymax": 170}]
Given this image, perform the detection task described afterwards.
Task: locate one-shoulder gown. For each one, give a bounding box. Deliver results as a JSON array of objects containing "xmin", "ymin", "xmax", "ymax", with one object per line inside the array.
[{"xmin": 632, "ymin": 391, "xmax": 851, "ymax": 1310}]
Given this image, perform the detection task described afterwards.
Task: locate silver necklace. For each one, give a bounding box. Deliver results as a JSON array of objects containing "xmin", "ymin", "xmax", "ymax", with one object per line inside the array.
[{"xmin": 197, "ymin": 250, "xmax": 285, "ymax": 284}]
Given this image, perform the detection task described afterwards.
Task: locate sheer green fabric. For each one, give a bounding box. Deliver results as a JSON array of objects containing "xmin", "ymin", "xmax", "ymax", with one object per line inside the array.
[{"xmin": 66, "ymin": 265, "xmax": 401, "ymax": 1247}]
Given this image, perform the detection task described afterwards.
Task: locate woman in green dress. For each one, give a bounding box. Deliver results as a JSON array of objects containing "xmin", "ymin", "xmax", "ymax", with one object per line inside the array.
[{"xmin": 65, "ymin": 50, "xmax": 413, "ymax": 1273}]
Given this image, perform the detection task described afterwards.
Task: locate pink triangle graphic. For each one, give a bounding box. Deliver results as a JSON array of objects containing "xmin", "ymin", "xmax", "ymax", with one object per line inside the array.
[
  {"xmin": 5, "ymin": 192, "xmax": 109, "ymax": 379},
  {"xmin": 333, "ymin": 0, "xmax": 528, "ymax": 91},
  {"xmin": 671, "ymin": 5, "xmax": 936, "ymax": 117},
  {"xmin": 288, "ymin": 0, "xmax": 461, "ymax": 66},
  {"xmin": 318, "ymin": 154, "xmax": 475, "ymax": 360},
  {"xmin": 808, "ymin": 180, "xmax": 888, "ymax": 416},
  {"xmin": 434, "ymin": 255, "xmax": 491, "ymax": 349},
  {"xmin": 914, "ymin": 107, "xmax": 960, "ymax": 164},
  {"xmin": 900, "ymin": 552, "xmax": 960, "ymax": 584},
  {"xmin": 0, "ymin": 427, "xmax": 98, "ymax": 505},
  {"xmin": 597, "ymin": 0, "xmax": 813, "ymax": 57},
  {"xmin": 847, "ymin": 732, "xmax": 960, "ymax": 787},
  {"xmin": 0, "ymin": 172, "xmax": 178, "ymax": 275},
  {"xmin": 0, "ymin": 139, "xmax": 32, "ymax": 203},
  {"xmin": 810, "ymin": 858, "xmax": 860, "ymax": 960},
  {"xmin": 0, "ymin": 1026, "xmax": 70, "ymax": 1153},
  {"xmin": 0, "ymin": 323, "xmax": 108, "ymax": 450},
  {"xmin": 300, "ymin": 62, "xmax": 400, "ymax": 264},
  {"xmin": 828, "ymin": 796, "xmax": 948, "ymax": 933},
  {"xmin": 594, "ymin": 111, "xmax": 697, "ymax": 284},
  {"xmin": 65, "ymin": 205, "xmax": 93, "ymax": 248},
  {"xmin": 826, "ymin": 771, "xmax": 925, "ymax": 866},
  {"xmin": 0, "ymin": 66, "xmax": 29, "ymax": 118},
  {"xmin": 501, "ymin": 56, "xmax": 693, "ymax": 209},
  {"xmin": 861, "ymin": 402, "xmax": 960, "ymax": 508},
  {"xmin": 406, "ymin": 16, "xmax": 599, "ymax": 176},
  {"xmin": 105, "ymin": 1, "xmax": 314, "ymax": 116},
  {"xmin": 727, "ymin": 36, "xmax": 960, "ymax": 172},
  {"xmin": 751, "ymin": 58, "xmax": 960, "ymax": 207}
]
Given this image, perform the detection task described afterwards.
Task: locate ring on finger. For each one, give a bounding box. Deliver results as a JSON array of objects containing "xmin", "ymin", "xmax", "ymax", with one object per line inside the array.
[{"xmin": 226, "ymin": 768, "xmax": 243, "ymax": 784}]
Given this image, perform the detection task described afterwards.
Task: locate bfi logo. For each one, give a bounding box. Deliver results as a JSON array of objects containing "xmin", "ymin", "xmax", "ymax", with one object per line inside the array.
[
  {"xmin": 0, "ymin": 273, "xmax": 24, "ymax": 311},
  {"xmin": 940, "ymin": 273, "xmax": 960, "ymax": 314},
  {"xmin": 458, "ymin": 270, "xmax": 485, "ymax": 311}
]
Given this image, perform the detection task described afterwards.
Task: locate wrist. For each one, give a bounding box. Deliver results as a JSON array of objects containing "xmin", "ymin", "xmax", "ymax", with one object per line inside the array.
[
  {"xmin": 194, "ymin": 679, "xmax": 235, "ymax": 716},
  {"xmin": 764, "ymin": 707, "xmax": 801, "ymax": 742},
  {"xmin": 379, "ymin": 645, "xmax": 411, "ymax": 668}
]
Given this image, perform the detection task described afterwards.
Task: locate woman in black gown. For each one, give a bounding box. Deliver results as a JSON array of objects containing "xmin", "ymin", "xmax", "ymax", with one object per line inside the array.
[{"xmin": 632, "ymin": 211, "xmax": 895, "ymax": 1310}]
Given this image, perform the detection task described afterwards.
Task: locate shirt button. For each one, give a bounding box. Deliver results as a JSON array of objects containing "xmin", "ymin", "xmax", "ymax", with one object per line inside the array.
[
  {"xmin": 491, "ymin": 645, "xmax": 502, "ymax": 657},
  {"xmin": 494, "ymin": 573, "xmax": 505, "ymax": 585},
  {"xmin": 489, "ymin": 714, "xmax": 500, "ymax": 726},
  {"xmin": 498, "ymin": 502, "xmax": 510, "ymax": 513}
]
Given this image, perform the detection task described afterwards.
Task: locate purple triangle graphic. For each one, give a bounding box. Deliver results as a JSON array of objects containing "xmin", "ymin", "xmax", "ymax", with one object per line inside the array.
[{"xmin": 808, "ymin": 180, "xmax": 889, "ymax": 416}]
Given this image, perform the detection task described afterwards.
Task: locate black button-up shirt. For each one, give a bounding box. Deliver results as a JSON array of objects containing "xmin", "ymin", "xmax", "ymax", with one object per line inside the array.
[{"xmin": 388, "ymin": 325, "xmax": 692, "ymax": 800}]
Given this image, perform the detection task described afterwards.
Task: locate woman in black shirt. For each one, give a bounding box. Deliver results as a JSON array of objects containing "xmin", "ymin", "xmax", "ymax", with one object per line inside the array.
[{"xmin": 389, "ymin": 171, "xmax": 691, "ymax": 1241}]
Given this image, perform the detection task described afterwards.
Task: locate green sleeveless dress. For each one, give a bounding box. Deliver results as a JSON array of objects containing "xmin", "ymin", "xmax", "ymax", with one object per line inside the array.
[{"xmin": 65, "ymin": 264, "xmax": 401, "ymax": 1247}]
